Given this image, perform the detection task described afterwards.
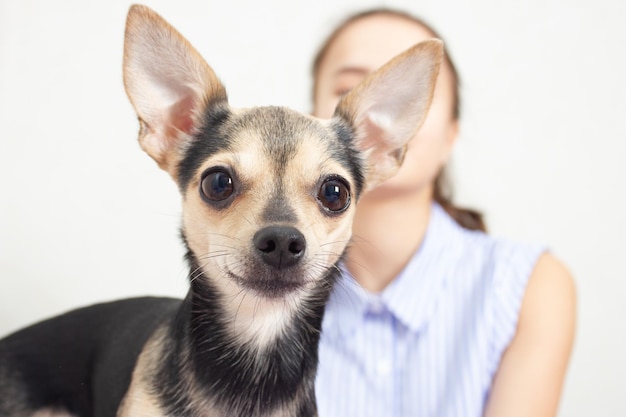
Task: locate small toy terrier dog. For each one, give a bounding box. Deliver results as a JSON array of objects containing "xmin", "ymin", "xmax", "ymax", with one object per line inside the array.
[{"xmin": 0, "ymin": 5, "xmax": 442, "ymax": 417}]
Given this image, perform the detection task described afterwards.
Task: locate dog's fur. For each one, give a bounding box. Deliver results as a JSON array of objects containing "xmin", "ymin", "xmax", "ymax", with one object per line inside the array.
[{"xmin": 0, "ymin": 5, "xmax": 442, "ymax": 417}]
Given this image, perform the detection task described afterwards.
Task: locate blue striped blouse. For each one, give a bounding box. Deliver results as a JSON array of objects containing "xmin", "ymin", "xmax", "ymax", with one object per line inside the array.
[{"xmin": 315, "ymin": 203, "xmax": 545, "ymax": 417}]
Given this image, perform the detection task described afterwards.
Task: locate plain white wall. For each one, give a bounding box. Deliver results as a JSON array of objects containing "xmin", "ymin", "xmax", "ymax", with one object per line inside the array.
[{"xmin": 1, "ymin": 0, "xmax": 624, "ymax": 415}]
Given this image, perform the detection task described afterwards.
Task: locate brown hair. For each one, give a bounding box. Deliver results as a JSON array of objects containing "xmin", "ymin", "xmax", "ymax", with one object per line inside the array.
[{"xmin": 312, "ymin": 8, "xmax": 486, "ymax": 232}]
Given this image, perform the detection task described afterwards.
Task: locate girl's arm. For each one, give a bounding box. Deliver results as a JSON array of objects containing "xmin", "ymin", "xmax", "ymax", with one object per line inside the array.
[{"xmin": 484, "ymin": 253, "xmax": 576, "ymax": 417}]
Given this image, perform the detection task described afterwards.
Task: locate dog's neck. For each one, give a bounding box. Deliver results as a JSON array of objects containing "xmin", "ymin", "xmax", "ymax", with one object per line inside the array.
[{"xmin": 153, "ymin": 252, "xmax": 336, "ymax": 417}]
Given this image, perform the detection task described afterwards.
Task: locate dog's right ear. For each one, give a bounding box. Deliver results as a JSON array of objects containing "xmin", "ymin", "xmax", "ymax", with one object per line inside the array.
[
  {"xmin": 123, "ymin": 5, "xmax": 227, "ymax": 177},
  {"xmin": 334, "ymin": 40, "xmax": 443, "ymax": 193}
]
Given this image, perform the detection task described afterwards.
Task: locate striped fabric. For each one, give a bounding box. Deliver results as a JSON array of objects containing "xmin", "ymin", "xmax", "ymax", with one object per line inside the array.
[{"xmin": 315, "ymin": 203, "xmax": 545, "ymax": 417}]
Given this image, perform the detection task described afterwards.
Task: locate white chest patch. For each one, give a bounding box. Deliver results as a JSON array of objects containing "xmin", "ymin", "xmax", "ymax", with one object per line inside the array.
[{"xmin": 224, "ymin": 288, "xmax": 303, "ymax": 349}]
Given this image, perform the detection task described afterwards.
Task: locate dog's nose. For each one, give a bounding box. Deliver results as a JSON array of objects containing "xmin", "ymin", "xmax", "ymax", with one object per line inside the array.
[{"xmin": 253, "ymin": 226, "xmax": 306, "ymax": 269}]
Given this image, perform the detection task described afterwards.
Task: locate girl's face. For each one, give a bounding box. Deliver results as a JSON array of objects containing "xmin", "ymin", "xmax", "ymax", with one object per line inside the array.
[{"xmin": 313, "ymin": 15, "xmax": 459, "ymax": 200}]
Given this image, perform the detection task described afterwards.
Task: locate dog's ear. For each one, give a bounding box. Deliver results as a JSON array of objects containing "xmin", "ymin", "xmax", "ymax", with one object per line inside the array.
[
  {"xmin": 123, "ymin": 5, "xmax": 227, "ymax": 177},
  {"xmin": 334, "ymin": 39, "xmax": 443, "ymax": 192}
]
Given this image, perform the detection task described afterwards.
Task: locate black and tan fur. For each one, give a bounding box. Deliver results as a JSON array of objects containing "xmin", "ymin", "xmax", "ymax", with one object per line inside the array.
[{"xmin": 0, "ymin": 5, "xmax": 442, "ymax": 417}]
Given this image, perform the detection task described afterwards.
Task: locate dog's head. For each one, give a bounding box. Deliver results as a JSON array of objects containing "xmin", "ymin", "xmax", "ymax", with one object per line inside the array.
[{"xmin": 123, "ymin": 5, "xmax": 441, "ymax": 343}]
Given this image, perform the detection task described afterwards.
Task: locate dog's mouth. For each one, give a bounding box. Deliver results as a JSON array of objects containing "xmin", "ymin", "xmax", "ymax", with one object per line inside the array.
[{"xmin": 226, "ymin": 270, "xmax": 306, "ymax": 299}]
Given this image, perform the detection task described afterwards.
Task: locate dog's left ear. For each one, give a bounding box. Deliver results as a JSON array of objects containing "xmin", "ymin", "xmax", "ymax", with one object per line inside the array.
[
  {"xmin": 334, "ymin": 39, "xmax": 443, "ymax": 191},
  {"xmin": 123, "ymin": 5, "xmax": 227, "ymax": 177}
]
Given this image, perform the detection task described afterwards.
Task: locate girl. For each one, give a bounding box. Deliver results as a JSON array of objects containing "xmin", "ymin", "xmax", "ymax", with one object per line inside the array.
[{"xmin": 312, "ymin": 9, "xmax": 576, "ymax": 417}]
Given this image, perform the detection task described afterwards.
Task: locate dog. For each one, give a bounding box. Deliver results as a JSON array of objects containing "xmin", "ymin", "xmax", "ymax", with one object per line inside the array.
[{"xmin": 0, "ymin": 5, "xmax": 442, "ymax": 417}]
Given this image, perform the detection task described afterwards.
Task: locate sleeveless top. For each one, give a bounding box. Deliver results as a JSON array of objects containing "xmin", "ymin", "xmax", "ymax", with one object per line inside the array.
[{"xmin": 315, "ymin": 203, "xmax": 545, "ymax": 417}]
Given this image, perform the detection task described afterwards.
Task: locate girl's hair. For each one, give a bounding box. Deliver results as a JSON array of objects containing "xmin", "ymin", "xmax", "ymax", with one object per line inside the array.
[{"xmin": 312, "ymin": 8, "xmax": 486, "ymax": 232}]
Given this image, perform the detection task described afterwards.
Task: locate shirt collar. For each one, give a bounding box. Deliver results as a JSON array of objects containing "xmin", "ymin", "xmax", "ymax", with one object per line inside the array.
[
  {"xmin": 322, "ymin": 203, "xmax": 464, "ymax": 339},
  {"xmin": 382, "ymin": 203, "xmax": 463, "ymax": 332}
]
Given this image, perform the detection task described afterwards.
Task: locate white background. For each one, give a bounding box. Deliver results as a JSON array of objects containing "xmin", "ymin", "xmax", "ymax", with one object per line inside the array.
[{"xmin": 1, "ymin": 0, "xmax": 624, "ymax": 415}]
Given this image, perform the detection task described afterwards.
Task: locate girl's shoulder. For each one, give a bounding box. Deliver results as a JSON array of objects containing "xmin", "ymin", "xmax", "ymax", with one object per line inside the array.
[
  {"xmin": 431, "ymin": 205, "xmax": 548, "ymax": 328},
  {"xmin": 438, "ymin": 208, "xmax": 575, "ymax": 371},
  {"xmin": 431, "ymin": 204, "xmax": 546, "ymax": 278}
]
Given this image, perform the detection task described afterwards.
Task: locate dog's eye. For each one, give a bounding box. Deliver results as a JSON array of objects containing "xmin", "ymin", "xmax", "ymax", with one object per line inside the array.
[
  {"xmin": 317, "ymin": 177, "xmax": 351, "ymax": 214},
  {"xmin": 200, "ymin": 169, "xmax": 234, "ymax": 202}
]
